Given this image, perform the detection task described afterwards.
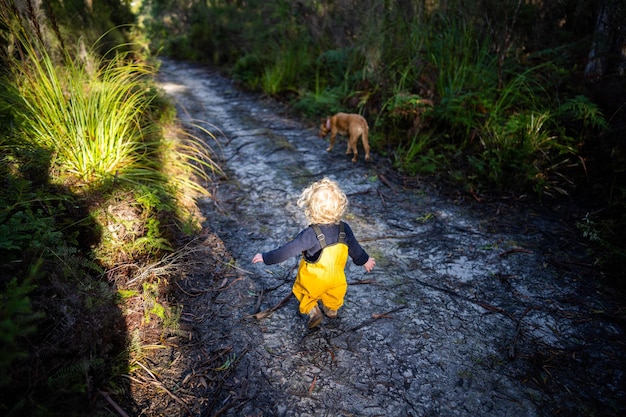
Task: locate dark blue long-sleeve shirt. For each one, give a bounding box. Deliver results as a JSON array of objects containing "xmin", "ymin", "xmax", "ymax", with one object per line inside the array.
[{"xmin": 262, "ymin": 222, "xmax": 370, "ymax": 266}]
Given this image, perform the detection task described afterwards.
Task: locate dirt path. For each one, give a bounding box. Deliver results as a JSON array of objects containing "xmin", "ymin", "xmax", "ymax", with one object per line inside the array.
[{"xmin": 152, "ymin": 58, "xmax": 625, "ymax": 417}]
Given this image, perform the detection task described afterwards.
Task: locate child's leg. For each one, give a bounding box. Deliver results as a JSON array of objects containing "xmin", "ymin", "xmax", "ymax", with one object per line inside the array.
[
  {"xmin": 293, "ymin": 263, "xmax": 326, "ymax": 314},
  {"xmin": 293, "ymin": 289, "xmax": 319, "ymax": 315},
  {"xmin": 321, "ymin": 283, "xmax": 347, "ymax": 311}
]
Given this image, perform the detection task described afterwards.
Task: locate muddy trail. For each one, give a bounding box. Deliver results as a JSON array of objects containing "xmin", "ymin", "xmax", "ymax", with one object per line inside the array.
[{"xmin": 147, "ymin": 58, "xmax": 625, "ymax": 417}]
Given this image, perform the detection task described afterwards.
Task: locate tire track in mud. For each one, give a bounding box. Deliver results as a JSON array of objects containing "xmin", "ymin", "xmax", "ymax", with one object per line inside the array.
[{"xmin": 156, "ymin": 58, "xmax": 625, "ymax": 417}]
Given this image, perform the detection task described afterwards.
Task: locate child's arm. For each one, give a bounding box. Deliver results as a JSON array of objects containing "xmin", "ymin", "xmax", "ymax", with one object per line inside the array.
[
  {"xmin": 253, "ymin": 228, "xmax": 317, "ymax": 265},
  {"xmin": 343, "ymin": 223, "xmax": 375, "ymax": 272},
  {"xmin": 363, "ymin": 257, "xmax": 376, "ymax": 272}
]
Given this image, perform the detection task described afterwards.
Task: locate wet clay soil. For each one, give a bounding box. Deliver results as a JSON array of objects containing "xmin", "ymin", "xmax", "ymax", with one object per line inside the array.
[{"xmin": 132, "ymin": 58, "xmax": 625, "ymax": 417}]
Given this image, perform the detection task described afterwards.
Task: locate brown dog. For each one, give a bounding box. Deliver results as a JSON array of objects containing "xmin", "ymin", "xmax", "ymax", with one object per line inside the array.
[{"xmin": 318, "ymin": 113, "xmax": 371, "ymax": 162}]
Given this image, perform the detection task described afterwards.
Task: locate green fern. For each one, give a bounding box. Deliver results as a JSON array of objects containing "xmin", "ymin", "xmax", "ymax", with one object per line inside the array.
[
  {"xmin": 47, "ymin": 245, "xmax": 103, "ymax": 281},
  {"xmin": 559, "ymin": 95, "xmax": 609, "ymax": 131},
  {"xmin": 46, "ymin": 358, "xmax": 104, "ymax": 393},
  {"xmin": 0, "ymin": 277, "xmax": 41, "ymax": 385}
]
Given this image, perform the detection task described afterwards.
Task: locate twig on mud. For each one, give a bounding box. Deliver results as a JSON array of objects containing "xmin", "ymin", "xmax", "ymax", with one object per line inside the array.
[
  {"xmin": 217, "ymin": 259, "xmax": 254, "ymax": 274},
  {"xmin": 178, "ymin": 276, "xmax": 245, "ymax": 295},
  {"xmin": 263, "ymin": 281, "xmax": 290, "ymax": 292},
  {"xmin": 499, "ymin": 248, "xmax": 534, "ymax": 257},
  {"xmin": 308, "ymin": 374, "xmax": 318, "ymax": 396},
  {"xmin": 208, "ymin": 348, "xmax": 250, "ymax": 416},
  {"xmin": 226, "ymin": 140, "xmax": 256, "ymax": 162},
  {"xmin": 253, "ymin": 288, "xmax": 264, "ymax": 314},
  {"xmin": 479, "ymin": 302, "xmax": 533, "ymax": 359},
  {"xmin": 247, "ymin": 292, "xmax": 293, "ymax": 320},
  {"xmin": 281, "ymin": 264, "xmax": 297, "ymax": 281},
  {"xmin": 371, "ymin": 312, "xmax": 394, "ymax": 319},
  {"xmin": 347, "ymin": 279, "xmax": 379, "ymax": 285},
  {"xmin": 478, "ymin": 301, "xmax": 514, "ymax": 319},
  {"xmin": 217, "ymin": 276, "xmax": 246, "ymax": 291},
  {"xmin": 211, "ymin": 398, "xmax": 235, "ymax": 417},
  {"xmin": 210, "ymin": 395, "xmax": 232, "ymax": 417},
  {"xmin": 211, "ymin": 397, "xmax": 250, "ymax": 417},
  {"xmin": 346, "ymin": 189, "xmax": 373, "ymax": 197},
  {"xmin": 343, "ymin": 306, "xmax": 406, "ymax": 333},
  {"xmin": 175, "ymin": 280, "xmax": 207, "ymax": 297},
  {"xmin": 377, "ymin": 187, "xmax": 387, "ymax": 208},
  {"xmin": 378, "ymin": 173, "xmax": 397, "ymax": 192},
  {"xmin": 98, "ymin": 389, "xmax": 130, "ymax": 417},
  {"xmin": 251, "ymin": 264, "xmax": 296, "ymax": 315},
  {"xmin": 509, "ymin": 306, "xmax": 532, "ymax": 359},
  {"xmin": 212, "ymin": 196, "xmax": 228, "ymax": 214}
]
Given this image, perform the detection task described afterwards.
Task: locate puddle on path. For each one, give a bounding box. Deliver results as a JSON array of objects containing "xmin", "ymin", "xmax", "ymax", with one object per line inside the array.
[{"xmin": 156, "ymin": 58, "xmax": 625, "ymax": 417}]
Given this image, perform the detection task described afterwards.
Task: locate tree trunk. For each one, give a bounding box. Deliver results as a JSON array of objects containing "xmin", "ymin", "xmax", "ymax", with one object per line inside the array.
[{"xmin": 585, "ymin": 0, "xmax": 626, "ymax": 79}]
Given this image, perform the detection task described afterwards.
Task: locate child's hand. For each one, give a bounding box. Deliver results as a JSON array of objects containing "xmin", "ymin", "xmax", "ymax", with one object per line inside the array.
[
  {"xmin": 363, "ymin": 257, "xmax": 376, "ymax": 272},
  {"xmin": 252, "ymin": 253, "xmax": 264, "ymax": 264}
]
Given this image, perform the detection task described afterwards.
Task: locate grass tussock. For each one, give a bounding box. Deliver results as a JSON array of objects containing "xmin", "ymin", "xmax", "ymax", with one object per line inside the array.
[{"xmin": 9, "ymin": 48, "xmax": 158, "ymax": 188}]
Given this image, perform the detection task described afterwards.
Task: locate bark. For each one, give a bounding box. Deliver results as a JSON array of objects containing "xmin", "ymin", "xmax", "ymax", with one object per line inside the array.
[{"xmin": 585, "ymin": 0, "xmax": 626, "ymax": 79}]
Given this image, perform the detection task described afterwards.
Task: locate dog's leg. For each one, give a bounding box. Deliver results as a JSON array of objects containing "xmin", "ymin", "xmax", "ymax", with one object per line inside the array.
[
  {"xmin": 348, "ymin": 134, "xmax": 358, "ymax": 162},
  {"xmin": 362, "ymin": 129, "xmax": 371, "ymax": 161},
  {"xmin": 327, "ymin": 132, "xmax": 336, "ymax": 152}
]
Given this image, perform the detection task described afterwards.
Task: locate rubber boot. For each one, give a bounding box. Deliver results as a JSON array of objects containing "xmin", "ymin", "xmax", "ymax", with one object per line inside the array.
[
  {"xmin": 322, "ymin": 305, "xmax": 338, "ymax": 318},
  {"xmin": 307, "ymin": 305, "xmax": 323, "ymax": 328}
]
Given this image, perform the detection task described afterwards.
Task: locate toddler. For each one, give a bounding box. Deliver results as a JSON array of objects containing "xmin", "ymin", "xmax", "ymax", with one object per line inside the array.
[{"xmin": 252, "ymin": 177, "xmax": 376, "ymax": 328}]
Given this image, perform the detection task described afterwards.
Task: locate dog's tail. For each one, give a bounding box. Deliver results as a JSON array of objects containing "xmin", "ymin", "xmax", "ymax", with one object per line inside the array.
[{"xmin": 318, "ymin": 117, "xmax": 330, "ymax": 137}]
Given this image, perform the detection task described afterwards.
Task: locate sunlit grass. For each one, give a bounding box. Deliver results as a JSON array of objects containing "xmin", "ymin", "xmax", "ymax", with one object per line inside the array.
[
  {"xmin": 260, "ymin": 45, "xmax": 311, "ymax": 96},
  {"xmin": 5, "ymin": 43, "xmax": 159, "ymax": 188},
  {"xmin": 159, "ymin": 120, "xmax": 222, "ymax": 207},
  {"xmin": 2, "ymin": 18, "xmax": 221, "ymax": 202}
]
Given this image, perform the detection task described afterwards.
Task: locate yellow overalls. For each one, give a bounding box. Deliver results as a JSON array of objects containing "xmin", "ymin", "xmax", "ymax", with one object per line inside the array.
[{"xmin": 292, "ymin": 223, "xmax": 349, "ymax": 314}]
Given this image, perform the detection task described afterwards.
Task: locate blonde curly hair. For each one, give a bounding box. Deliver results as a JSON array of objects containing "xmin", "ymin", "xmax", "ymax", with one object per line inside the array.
[{"xmin": 297, "ymin": 177, "xmax": 348, "ymax": 225}]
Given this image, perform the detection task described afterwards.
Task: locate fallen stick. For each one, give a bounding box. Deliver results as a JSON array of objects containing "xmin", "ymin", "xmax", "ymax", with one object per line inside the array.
[
  {"xmin": 477, "ymin": 301, "xmax": 516, "ymax": 320},
  {"xmin": 308, "ymin": 374, "xmax": 318, "ymax": 396},
  {"xmin": 499, "ymin": 248, "xmax": 533, "ymax": 257},
  {"xmin": 346, "ymin": 189, "xmax": 372, "ymax": 197},
  {"xmin": 217, "ymin": 259, "xmax": 254, "ymax": 275},
  {"xmin": 175, "ymin": 280, "xmax": 207, "ymax": 297},
  {"xmin": 378, "ymin": 173, "xmax": 396, "ymax": 192},
  {"xmin": 214, "ymin": 276, "xmax": 245, "ymax": 292},
  {"xmin": 347, "ymin": 279, "xmax": 379, "ymax": 285},
  {"xmin": 253, "ymin": 288, "xmax": 264, "ymax": 314},
  {"xmin": 509, "ymin": 306, "xmax": 532, "ymax": 359},
  {"xmin": 377, "ymin": 188, "xmax": 387, "ymax": 208},
  {"xmin": 98, "ymin": 390, "xmax": 130, "ymax": 417},
  {"xmin": 247, "ymin": 292, "xmax": 293, "ymax": 320}
]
